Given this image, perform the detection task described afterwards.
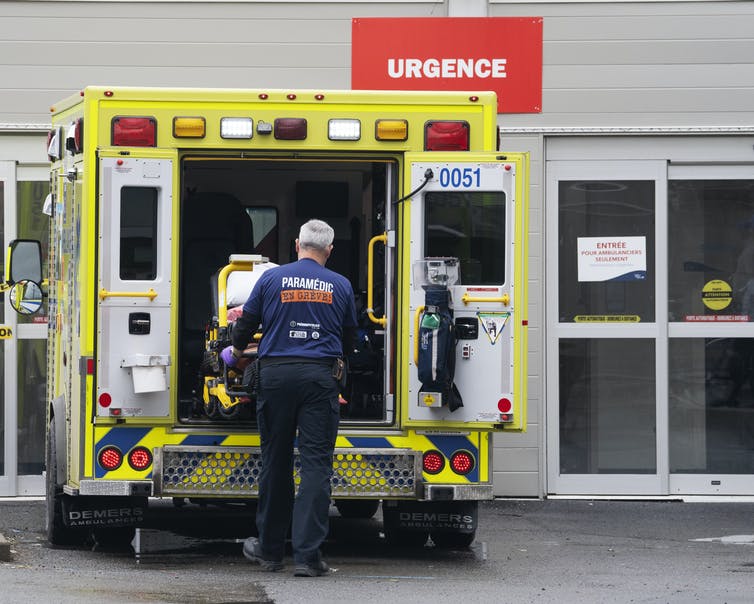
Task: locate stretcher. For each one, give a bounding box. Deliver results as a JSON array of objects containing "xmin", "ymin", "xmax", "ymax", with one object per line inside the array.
[{"xmin": 200, "ymin": 254, "xmax": 273, "ymax": 420}]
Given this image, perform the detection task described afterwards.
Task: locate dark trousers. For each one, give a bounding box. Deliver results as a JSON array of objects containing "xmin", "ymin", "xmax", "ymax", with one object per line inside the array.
[{"xmin": 255, "ymin": 362, "xmax": 340, "ymax": 565}]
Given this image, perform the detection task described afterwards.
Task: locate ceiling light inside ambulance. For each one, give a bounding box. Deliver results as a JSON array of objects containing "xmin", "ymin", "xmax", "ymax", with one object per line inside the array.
[
  {"xmin": 111, "ymin": 117, "xmax": 156, "ymax": 147},
  {"xmin": 221, "ymin": 117, "xmax": 254, "ymax": 139},
  {"xmin": 375, "ymin": 119, "xmax": 408, "ymax": 141},
  {"xmin": 274, "ymin": 118, "xmax": 307, "ymax": 140},
  {"xmin": 328, "ymin": 119, "xmax": 361, "ymax": 141},
  {"xmin": 425, "ymin": 120, "xmax": 470, "ymax": 151},
  {"xmin": 173, "ymin": 117, "xmax": 206, "ymax": 138}
]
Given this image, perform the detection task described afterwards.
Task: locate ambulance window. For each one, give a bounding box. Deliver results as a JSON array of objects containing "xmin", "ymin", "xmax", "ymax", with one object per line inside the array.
[
  {"xmin": 425, "ymin": 191, "xmax": 506, "ymax": 284},
  {"xmin": 120, "ymin": 186, "xmax": 158, "ymax": 280}
]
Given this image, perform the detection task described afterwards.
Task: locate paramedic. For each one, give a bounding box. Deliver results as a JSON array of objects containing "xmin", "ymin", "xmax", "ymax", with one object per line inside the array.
[{"xmin": 221, "ymin": 219, "xmax": 357, "ymax": 577}]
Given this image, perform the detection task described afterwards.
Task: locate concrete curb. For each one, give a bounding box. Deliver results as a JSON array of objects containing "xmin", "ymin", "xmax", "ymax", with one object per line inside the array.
[{"xmin": 0, "ymin": 532, "xmax": 11, "ymax": 562}]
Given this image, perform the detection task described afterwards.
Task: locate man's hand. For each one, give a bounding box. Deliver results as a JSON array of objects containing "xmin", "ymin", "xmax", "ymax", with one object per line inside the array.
[{"xmin": 220, "ymin": 346, "xmax": 238, "ymax": 367}]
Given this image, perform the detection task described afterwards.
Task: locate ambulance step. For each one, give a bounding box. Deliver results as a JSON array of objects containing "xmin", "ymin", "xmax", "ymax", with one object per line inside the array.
[{"xmin": 154, "ymin": 446, "xmax": 421, "ymax": 498}]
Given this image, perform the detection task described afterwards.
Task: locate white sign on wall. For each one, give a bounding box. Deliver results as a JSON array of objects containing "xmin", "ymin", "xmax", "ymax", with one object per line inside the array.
[{"xmin": 577, "ymin": 236, "xmax": 647, "ymax": 282}]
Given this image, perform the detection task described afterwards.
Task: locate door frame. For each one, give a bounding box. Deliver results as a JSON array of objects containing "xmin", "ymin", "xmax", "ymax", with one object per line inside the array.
[
  {"xmin": 546, "ymin": 159, "xmax": 669, "ymax": 495},
  {"xmin": 0, "ymin": 162, "xmax": 49, "ymax": 496},
  {"xmin": 667, "ymin": 163, "xmax": 754, "ymax": 496},
  {"xmin": 0, "ymin": 160, "xmax": 16, "ymax": 495}
]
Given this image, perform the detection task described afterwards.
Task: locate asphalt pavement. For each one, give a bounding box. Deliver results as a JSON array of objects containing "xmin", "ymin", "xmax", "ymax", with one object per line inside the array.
[{"xmin": 1, "ymin": 497, "xmax": 753, "ymax": 603}]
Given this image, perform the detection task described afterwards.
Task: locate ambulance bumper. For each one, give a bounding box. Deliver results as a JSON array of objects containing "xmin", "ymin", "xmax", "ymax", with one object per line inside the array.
[
  {"xmin": 72, "ymin": 480, "xmax": 153, "ymax": 497},
  {"xmin": 423, "ymin": 483, "xmax": 494, "ymax": 501}
]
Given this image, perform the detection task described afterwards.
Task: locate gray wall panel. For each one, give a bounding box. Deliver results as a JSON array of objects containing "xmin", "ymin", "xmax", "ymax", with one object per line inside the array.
[
  {"xmin": 491, "ymin": 1, "xmax": 754, "ymax": 130},
  {"xmin": 0, "ymin": 1, "xmax": 441, "ymax": 124}
]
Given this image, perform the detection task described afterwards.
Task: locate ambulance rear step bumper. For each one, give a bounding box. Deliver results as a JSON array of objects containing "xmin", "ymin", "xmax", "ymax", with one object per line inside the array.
[
  {"xmin": 152, "ymin": 446, "xmax": 422, "ymax": 498},
  {"xmin": 423, "ymin": 483, "xmax": 494, "ymax": 501}
]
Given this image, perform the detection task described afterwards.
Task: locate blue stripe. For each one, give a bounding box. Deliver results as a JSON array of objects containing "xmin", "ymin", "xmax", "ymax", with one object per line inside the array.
[
  {"xmin": 182, "ymin": 435, "xmax": 227, "ymax": 446},
  {"xmin": 95, "ymin": 427, "xmax": 151, "ymax": 478},
  {"xmin": 346, "ymin": 437, "xmax": 392, "ymax": 449}
]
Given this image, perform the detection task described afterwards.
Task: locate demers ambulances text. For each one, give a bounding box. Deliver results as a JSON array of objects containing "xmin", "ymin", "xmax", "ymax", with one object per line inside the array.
[
  {"xmin": 388, "ymin": 58, "xmax": 507, "ymax": 79},
  {"xmin": 67, "ymin": 507, "xmax": 144, "ymax": 527},
  {"xmin": 399, "ymin": 511, "xmax": 475, "ymax": 530}
]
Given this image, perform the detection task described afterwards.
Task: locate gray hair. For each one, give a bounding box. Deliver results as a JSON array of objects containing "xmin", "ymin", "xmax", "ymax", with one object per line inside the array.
[{"xmin": 298, "ymin": 219, "xmax": 334, "ymax": 251}]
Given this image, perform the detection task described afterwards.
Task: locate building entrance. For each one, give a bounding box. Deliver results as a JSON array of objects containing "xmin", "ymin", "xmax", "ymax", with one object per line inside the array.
[
  {"xmin": 547, "ymin": 147, "xmax": 754, "ymax": 496},
  {"xmin": 0, "ymin": 161, "xmax": 48, "ymax": 496}
]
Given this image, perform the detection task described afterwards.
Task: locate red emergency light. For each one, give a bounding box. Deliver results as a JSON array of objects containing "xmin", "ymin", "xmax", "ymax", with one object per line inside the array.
[
  {"xmin": 128, "ymin": 446, "xmax": 153, "ymax": 471},
  {"xmin": 98, "ymin": 446, "xmax": 123, "ymax": 471},
  {"xmin": 274, "ymin": 118, "xmax": 307, "ymax": 140},
  {"xmin": 112, "ymin": 116, "xmax": 157, "ymax": 147},
  {"xmin": 449, "ymin": 450, "xmax": 475, "ymax": 475},
  {"xmin": 422, "ymin": 450, "xmax": 445, "ymax": 475},
  {"xmin": 424, "ymin": 120, "xmax": 469, "ymax": 151}
]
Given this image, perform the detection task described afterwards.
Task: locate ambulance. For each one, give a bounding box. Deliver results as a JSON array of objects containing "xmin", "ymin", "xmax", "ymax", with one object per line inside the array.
[{"xmin": 6, "ymin": 86, "xmax": 528, "ymax": 549}]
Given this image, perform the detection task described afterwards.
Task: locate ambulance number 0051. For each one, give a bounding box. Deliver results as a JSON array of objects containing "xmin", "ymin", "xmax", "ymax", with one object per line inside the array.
[{"xmin": 438, "ymin": 166, "xmax": 481, "ymax": 189}]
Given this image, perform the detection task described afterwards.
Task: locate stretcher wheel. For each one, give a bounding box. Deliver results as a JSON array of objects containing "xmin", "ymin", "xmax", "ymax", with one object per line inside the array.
[
  {"xmin": 204, "ymin": 395, "xmax": 221, "ymax": 419},
  {"xmin": 217, "ymin": 400, "xmax": 241, "ymax": 420}
]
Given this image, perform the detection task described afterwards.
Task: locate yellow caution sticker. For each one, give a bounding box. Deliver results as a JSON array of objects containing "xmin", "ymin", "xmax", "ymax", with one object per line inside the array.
[
  {"xmin": 0, "ymin": 326, "xmax": 12, "ymax": 339},
  {"xmin": 701, "ymin": 279, "xmax": 732, "ymax": 311},
  {"xmin": 574, "ymin": 315, "xmax": 641, "ymax": 323}
]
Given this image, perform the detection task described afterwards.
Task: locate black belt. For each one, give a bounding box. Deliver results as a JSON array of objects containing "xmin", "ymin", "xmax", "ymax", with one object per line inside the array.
[{"xmin": 259, "ymin": 356, "xmax": 333, "ymax": 368}]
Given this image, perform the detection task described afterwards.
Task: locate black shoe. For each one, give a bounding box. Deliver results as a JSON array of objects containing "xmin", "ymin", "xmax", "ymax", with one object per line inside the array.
[
  {"xmin": 293, "ymin": 560, "xmax": 330, "ymax": 577},
  {"xmin": 242, "ymin": 537, "xmax": 284, "ymax": 572}
]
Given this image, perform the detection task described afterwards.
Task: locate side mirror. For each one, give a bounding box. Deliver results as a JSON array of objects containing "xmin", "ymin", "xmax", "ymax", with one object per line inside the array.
[
  {"xmin": 9, "ymin": 280, "xmax": 43, "ymax": 315},
  {"xmin": 7, "ymin": 239, "xmax": 42, "ymax": 284}
]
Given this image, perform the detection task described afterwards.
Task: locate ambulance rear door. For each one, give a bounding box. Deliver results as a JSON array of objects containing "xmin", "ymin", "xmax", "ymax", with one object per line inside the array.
[
  {"xmin": 402, "ymin": 152, "xmax": 528, "ymax": 431},
  {"xmin": 96, "ymin": 154, "xmax": 174, "ymax": 419}
]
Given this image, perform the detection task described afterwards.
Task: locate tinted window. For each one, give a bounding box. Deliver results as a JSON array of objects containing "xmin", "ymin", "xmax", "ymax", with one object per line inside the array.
[
  {"xmin": 424, "ymin": 191, "xmax": 505, "ymax": 285},
  {"xmin": 120, "ymin": 187, "xmax": 157, "ymax": 280}
]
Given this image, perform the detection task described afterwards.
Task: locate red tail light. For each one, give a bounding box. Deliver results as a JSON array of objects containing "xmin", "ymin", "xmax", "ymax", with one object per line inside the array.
[
  {"xmin": 98, "ymin": 446, "xmax": 123, "ymax": 471},
  {"xmin": 422, "ymin": 450, "xmax": 445, "ymax": 475},
  {"xmin": 449, "ymin": 450, "xmax": 475, "ymax": 475},
  {"xmin": 112, "ymin": 116, "xmax": 157, "ymax": 147},
  {"xmin": 128, "ymin": 446, "xmax": 153, "ymax": 471},
  {"xmin": 425, "ymin": 120, "xmax": 469, "ymax": 151}
]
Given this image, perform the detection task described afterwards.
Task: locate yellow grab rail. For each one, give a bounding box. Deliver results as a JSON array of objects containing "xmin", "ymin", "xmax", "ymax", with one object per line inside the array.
[
  {"xmin": 217, "ymin": 257, "xmax": 258, "ymax": 328},
  {"xmin": 461, "ymin": 291, "xmax": 510, "ymax": 306},
  {"xmin": 413, "ymin": 305, "xmax": 425, "ymax": 365},
  {"xmin": 99, "ymin": 288, "xmax": 157, "ymax": 301},
  {"xmin": 366, "ymin": 233, "xmax": 388, "ymax": 327}
]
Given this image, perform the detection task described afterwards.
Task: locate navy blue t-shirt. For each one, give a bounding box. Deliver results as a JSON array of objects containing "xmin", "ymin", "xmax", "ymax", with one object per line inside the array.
[{"xmin": 243, "ymin": 258, "xmax": 357, "ymax": 359}]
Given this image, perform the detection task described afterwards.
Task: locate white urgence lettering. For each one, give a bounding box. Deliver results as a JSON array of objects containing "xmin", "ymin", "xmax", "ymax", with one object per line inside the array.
[{"xmin": 387, "ymin": 58, "xmax": 507, "ymax": 79}]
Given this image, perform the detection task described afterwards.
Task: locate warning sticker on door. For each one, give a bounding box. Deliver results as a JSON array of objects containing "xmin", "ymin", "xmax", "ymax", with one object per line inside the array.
[
  {"xmin": 701, "ymin": 279, "xmax": 732, "ymax": 311},
  {"xmin": 478, "ymin": 312, "xmax": 510, "ymax": 345}
]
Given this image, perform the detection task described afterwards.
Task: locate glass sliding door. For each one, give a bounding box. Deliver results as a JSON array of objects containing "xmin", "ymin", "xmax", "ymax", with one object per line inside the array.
[
  {"xmin": 547, "ymin": 160, "xmax": 667, "ymax": 495},
  {"xmin": 0, "ymin": 162, "xmax": 48, "ymax": 496},
  {"xmin": 668, "ymin": 166, "xmax": 754, "ymax": 495}
]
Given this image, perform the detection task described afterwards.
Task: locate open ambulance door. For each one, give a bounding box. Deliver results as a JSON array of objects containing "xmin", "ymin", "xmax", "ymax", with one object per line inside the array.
[
  {"xmin": 401, "ymin": 152, "xmax": 528, "ymax": 432},
  {"xmin": 96, "ymin": 153, "xmax": 175, "ymax": 419}
]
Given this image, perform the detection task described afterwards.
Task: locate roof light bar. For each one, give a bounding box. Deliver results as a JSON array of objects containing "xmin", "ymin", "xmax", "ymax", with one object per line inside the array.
[
  {"xmin": 375, "ymin": 119, "xmax": 408, "ymax": 141},
  {"xmin": 173, "ymin": 116, "xmax": 205, "ymax": 138},
  {"xmin": 274, "ymin": 118, "xmax": 307, "ymax": 140},
  {"xmin": 112, "ymin": 117, "xmax": 156, "ymax": 147},
  {"xmin": 221, "ymin": 117, "xmax": 254, "ymax": 139},
  {"xmin": 328, "ymin": 119, "xmax": 361, "ymax": 141},
  {"xmin": 425, "ymin": 120, "xmax": 470, "ymax": 151}
]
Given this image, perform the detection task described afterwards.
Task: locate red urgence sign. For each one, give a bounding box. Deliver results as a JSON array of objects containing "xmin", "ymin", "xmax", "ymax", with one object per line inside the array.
[{"xmin": 351, "ymin": 17, "xmax": 543, "ymax": 114}]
